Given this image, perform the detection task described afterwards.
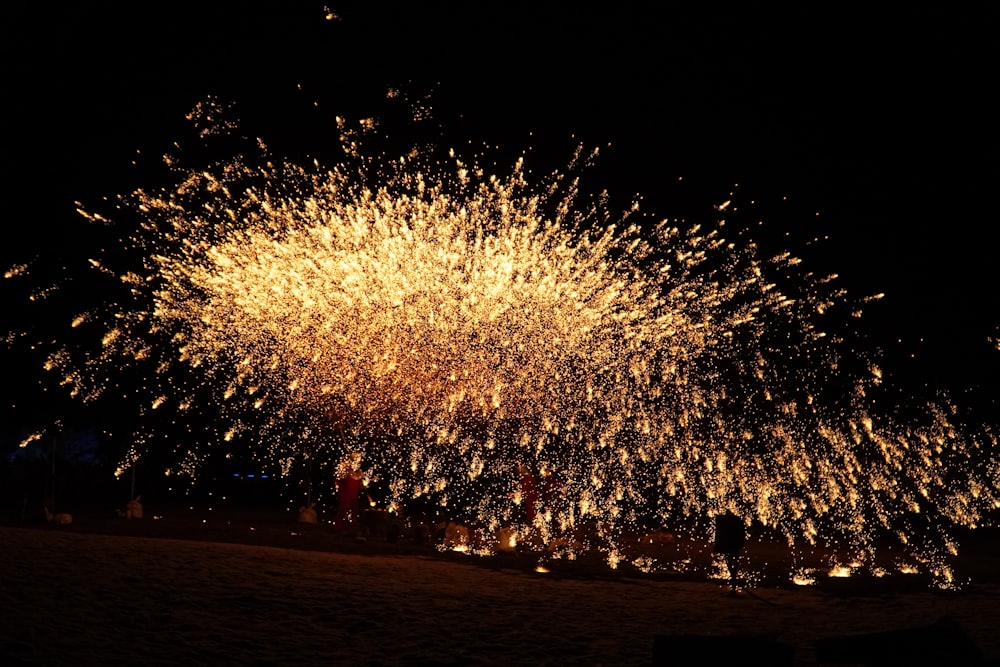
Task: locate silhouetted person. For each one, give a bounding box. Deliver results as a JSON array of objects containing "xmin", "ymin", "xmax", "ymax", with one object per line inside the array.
[
  {"xmin": 332, "ymin": 451, "xmax": 364, "ymax": 532},
  {"xmin": 713, "ymin": 511, "xmax": 745, "ymax": 592},
  {"xmin": 540, "ymin": 469, "xmax": 565, "ymax": 517},
  {"xmin": 518, "ymin": 464, "xmax": 538, "ymax": 525}
]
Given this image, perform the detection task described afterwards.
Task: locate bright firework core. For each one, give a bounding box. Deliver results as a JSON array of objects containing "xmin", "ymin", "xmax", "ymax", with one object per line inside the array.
[{"xmin": 59, "ymin": 100, "xmax": 998, "ymax": 585}]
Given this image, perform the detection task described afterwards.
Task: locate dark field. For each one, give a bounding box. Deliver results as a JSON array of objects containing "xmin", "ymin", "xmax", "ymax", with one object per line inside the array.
[{"xmin": 2, "ymin": 505, "xmax": 998, "ymax": 666}]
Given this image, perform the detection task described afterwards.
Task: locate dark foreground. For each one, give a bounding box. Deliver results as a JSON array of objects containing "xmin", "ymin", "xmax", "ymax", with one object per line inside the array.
[{"xmin": 1, "ymin": 506, "xmax": 999, "ymax": 666}]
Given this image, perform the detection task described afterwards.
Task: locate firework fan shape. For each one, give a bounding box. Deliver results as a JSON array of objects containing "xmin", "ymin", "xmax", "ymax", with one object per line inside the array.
[{"xmin": 46, "ymin": 99, "xmax": 999, "ymax": 584}]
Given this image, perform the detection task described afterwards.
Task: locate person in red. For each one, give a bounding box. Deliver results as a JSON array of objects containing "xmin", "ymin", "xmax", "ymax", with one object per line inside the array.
[
  {"xmin": 518, "ymin": 464, "xmax": 538, "ymax": 525},
  {"xmin": 331, "ymin": 451, "xmax": 365, "ymax": 532}
]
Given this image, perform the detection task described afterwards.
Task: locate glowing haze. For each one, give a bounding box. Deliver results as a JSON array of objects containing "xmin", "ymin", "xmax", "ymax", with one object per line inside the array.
[{"xmin": 26, "ymin": 98, "xmax": 999, "ymax": 585}]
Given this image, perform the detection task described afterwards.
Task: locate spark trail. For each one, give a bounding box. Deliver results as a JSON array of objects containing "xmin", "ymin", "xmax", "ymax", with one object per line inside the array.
[{"xmin": 15, "ymin": 99, "xmax": 999, "ymax": 586}]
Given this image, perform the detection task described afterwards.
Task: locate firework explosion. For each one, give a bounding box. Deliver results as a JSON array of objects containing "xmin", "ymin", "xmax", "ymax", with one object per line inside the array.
[{"xmin": 13, "ymin": 99, "xmax": 999, "ymax": 585}]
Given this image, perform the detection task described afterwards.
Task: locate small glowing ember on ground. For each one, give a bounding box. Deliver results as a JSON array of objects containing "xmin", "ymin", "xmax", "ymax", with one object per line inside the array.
[
  {"xmin": 792, "ymin": 570, "xmax": 817, "ymax": 586},
  {"xmin": 828, "ymin": 565, "xmax": 853, "ymax": 578}
]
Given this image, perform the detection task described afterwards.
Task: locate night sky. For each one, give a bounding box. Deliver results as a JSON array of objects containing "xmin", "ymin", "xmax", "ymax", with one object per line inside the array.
[{"xmin": 4, "ymin": 2, "xmax": 998, "ymax": 425}]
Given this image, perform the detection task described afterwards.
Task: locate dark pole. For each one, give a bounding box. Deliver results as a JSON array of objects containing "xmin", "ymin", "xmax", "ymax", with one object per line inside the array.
[{"xmin": 50, "ymin": 434, "xmax": 57, "ymax": 512}]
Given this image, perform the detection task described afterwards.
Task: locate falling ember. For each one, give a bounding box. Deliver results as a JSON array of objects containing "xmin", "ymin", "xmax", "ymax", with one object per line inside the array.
[{"xmin": 13, "ymin": 96, "xmax": 1000, "ymax": 586}]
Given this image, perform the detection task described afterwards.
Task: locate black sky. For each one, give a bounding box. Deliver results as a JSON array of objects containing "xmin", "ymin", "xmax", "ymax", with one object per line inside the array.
[{"xmin": 3, "ymin": 1, "xmax": 998, "ymax": 411}]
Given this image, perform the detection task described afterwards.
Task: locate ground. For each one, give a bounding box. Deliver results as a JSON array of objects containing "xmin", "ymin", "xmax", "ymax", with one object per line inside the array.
[{"xmin": 2, "ymin": 503, "xmax": 998, "ymax": 665}]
